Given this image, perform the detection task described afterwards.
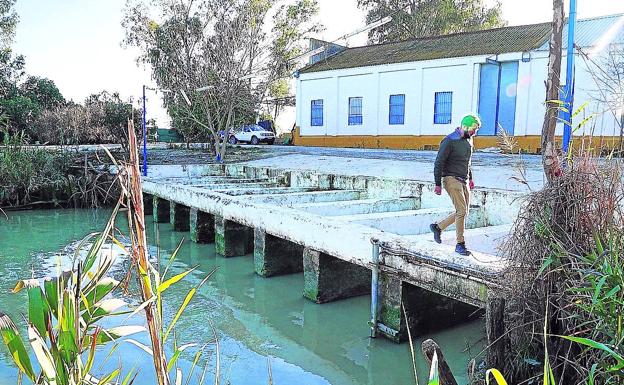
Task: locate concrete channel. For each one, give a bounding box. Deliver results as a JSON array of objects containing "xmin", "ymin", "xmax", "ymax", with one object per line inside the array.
[{"xmin": 143, "ymin": 162, "xmax": 522, "ymax": 366}]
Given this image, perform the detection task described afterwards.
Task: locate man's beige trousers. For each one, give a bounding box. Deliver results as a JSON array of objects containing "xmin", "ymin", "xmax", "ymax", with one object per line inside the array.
[{"xmin": 437, "ymin": 176, "xmax": 470, "ymax": 244}]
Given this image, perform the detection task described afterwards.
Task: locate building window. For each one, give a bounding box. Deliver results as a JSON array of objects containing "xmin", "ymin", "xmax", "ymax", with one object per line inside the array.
[
  {"xmin": 434, "ymin": 92, "xmax": 453, "ymax": 124},
  {"xmin": 311, "ymin": 99, "xmax": 323, "ymax": 126},
  {"xmin": 389, "ymin": 94, "xmax": 405, "ymax": 125},
  {"xmin": 348, "ymin": 97, "xmax": 363, "ymax": 125}
]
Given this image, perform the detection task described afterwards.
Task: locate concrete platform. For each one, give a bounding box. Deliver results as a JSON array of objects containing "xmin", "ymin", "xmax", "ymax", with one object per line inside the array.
[{"xmin": 142, "ymin": 160, "xmax": 520, "ymax": 355}]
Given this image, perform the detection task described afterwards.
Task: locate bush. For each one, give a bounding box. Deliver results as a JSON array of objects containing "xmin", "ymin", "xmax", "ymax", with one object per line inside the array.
[{"xmin": 500, "ymin": 152, "xmax": 624, "ymax": 384}]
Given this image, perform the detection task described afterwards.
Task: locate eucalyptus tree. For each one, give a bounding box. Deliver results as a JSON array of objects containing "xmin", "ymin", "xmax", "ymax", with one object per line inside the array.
[
  {"xmin": 357, "ymin": 0, "xmax": 505, "ymax": 44},
  {"xmin": 123, "ymin": 0, "xmax": 321, "ymax": 161}
]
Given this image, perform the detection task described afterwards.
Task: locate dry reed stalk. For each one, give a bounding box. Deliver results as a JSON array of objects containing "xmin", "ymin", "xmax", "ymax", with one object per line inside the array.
[{"xmin": 124, "ymin": 119, "xmax": 171, "ymax": 385}]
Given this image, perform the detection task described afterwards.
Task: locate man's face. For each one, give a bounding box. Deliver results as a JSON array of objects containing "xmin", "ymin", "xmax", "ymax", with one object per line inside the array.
[{"xmin": 463, "ymin": 125, "xmax": 480, "ymax": 138}]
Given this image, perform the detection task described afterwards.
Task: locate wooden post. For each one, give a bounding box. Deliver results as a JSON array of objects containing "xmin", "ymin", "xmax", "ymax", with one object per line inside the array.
[{"xmin": 422, "ymin": 339, "xmax": 458, "ymax": 385}]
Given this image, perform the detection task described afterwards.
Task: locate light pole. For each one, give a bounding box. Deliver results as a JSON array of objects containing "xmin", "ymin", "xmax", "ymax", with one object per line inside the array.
[
  {"xmin": 142, "ymin": 87, "xmax": 174, "ymax": 176},
  {"xmin": 142, "ymin": 85, "xmax": 148, "ymax": 176},
  {"xmin": 562, "ymin": 0, "xmax": 577, "ymax": 154}
]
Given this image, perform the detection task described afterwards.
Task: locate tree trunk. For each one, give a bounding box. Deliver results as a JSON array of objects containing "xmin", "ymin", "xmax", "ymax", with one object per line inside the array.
[{"xmin": 541, "ymin": 0, "xmax": 565, "ymax": 182}]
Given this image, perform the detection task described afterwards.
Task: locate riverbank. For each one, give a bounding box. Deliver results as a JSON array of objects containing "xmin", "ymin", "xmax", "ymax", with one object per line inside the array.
[{"xmin": 0, "ymin": 144, "xmax": 273, "ymax": 210}]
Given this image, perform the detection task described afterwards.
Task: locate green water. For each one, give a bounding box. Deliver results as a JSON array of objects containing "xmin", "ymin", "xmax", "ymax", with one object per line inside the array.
[{"xmin": 0, "ymin": 209, "xmax": 484, "ymax": 384}]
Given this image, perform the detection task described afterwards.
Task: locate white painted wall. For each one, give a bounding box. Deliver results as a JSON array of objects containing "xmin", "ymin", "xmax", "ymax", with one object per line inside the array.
[{"xmin": 296, "ymin": 46, "xmax": 622, "ymax": 138}]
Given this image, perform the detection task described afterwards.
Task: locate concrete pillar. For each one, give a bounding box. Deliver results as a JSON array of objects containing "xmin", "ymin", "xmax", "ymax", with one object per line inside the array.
[
  {"xmin": 214, "ymin": 215, "xmax": 253, "ymax": 257},
  {"xmin": 190, "ymin": 208, "xmax": 214, "ymax": 243},
  {"xmin": 153, "ymin": 196, "xmax": 170, "ymax": 223},
  {"xmin": 254, "ymin": 229, "xmax": 304, "ymax": 277},
  {"xmin": 169, "ymin": 202, "xmax": 190, "ymax": 232},
  {"xmin": 378, "ymin": 276, "xmax": 482, "ymax": 343},
  {"xmin": 143, "ymin": 194, "xmax": 153, "ymax": 215},
  {"xmin": 303, "ymin": 248, "xmax": 371, "ymax": 303}
]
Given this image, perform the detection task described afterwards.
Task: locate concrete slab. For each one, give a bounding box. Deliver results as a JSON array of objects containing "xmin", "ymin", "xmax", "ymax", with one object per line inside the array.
[
  {"xmin": 214, "ymin": 187, "xmax": 317, "ymax": 196},
  {"xmin": 408, "ymin": 224, "xmax": 512, "ymax": 255},
  {"xmin": 334, "ymin": 207, "xmax": 488, "ymax": 236},
  {"xmin": 145, "ymin": 176, "xmax": 262, "ymax": 186},
  {"xmin": 249, "ymin": 190, "xmax": 364, "ymax": 205},
  {"xmin": 291, "ymin": 197, "xmax": 420, "ymax": 216}
]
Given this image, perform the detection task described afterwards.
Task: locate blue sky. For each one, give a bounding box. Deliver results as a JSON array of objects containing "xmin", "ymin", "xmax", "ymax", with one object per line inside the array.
[{"xmin": 11, "ymin": 0, "xmax": 624, "ymax": 127}]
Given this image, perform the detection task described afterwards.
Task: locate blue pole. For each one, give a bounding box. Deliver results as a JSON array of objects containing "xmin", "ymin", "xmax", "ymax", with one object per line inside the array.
[
  {"xmin": 142, "ymin": 85, "xmax": 148, "ymax": 176},
  {"xmin": 562, "ymin": 0, "xmax": 577, "ymax": 153},
  {"xmin": 370, "ymin": 239, "xmax": 380, "ymax": 338}
]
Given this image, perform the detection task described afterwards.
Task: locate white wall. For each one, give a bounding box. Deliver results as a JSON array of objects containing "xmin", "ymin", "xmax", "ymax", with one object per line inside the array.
[
  {"xmin": 297, "ymin": 48, "xmax": 622, "ymax": 138},
  {"xmin": 419, "ymin": 64, "xmax": 474, "ymax": 135},
  {"xmin": 337, "ymin": 73, "xmax": 377, "ymax": 135},
  {"xmin": 377, "ymin": 69, "xmax": 419, "ymax": 135}
]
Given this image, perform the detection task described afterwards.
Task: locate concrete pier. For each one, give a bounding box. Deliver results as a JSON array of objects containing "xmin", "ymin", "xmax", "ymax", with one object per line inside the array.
[
  {"xmin": 190, "ymin": 208, "xmax": 215, "ymax": 243},
  {"xmin": 170, "ymin": 202, "xmax": 190, "ymax": 232},
  {"xmin": 215, "ymin": 215, "xmax": 254, "ymax": 257},
  {"xmin": 378, "ymin": 276, "xmax": 481, "ymax": 342},
  {"xmin": 254, "ymin": 229, "xmax": 304, "ymax": 277},
  {"xmin": 143, "ymin": 162, "xmax": 521, "ymax": 345},
  {"xmin": 153, "ymin": 196, "xmax": 170, "ymax": 223},
  {"xmin": 143, "ymin": 194, "xmax": 153, "ymax": 215},
  {"xmin": 303, "ymin": 248, "xmax": 371, "ymax": 303}
]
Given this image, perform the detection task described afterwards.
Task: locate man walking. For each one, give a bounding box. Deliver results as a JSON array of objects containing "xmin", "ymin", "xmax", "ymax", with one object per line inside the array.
[{"xmin": 429, "ymin": 114, "xmax": 481, "ymax": 256}]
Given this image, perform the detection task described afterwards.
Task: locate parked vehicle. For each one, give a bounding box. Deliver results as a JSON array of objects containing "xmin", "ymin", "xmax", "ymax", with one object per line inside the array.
[{"xmin": 227, "ymin": 124, "xmax": 275, "ymax": 145}]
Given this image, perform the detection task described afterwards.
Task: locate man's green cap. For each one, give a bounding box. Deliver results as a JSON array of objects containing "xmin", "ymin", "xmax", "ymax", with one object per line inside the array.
[{"xmin": 461, "ymin": 114, "xmax": 481, "ymax": 130}]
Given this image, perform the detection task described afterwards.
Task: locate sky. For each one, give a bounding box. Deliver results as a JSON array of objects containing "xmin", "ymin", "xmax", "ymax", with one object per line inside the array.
[{"xmin": 12, "ymin": 0, "xmax": 624, "ymax": 127}]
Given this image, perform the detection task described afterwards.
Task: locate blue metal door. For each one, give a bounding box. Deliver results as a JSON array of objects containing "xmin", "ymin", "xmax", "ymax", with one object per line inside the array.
[
  {"xmin": 478, "ymin": 64, "xmax": 500, "ymax": 136},
  {"xmin": 498, "ymin": 62, "xmax": 519, "ymax": 135},
  {"xmin": 478, "ymin": 62, "xmax": 519, "ymax": 135}
]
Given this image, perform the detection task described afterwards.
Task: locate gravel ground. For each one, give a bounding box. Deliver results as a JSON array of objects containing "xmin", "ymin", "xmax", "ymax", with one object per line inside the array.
[{"xmin": 144, "ymin": 143, "xmax": 545, "ymax": 173}]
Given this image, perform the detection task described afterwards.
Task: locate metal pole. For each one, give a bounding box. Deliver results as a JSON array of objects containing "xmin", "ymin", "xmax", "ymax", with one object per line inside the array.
[
  {"xmin": 562, "ymin": 0, "xmax": 577, "ymax": 153},
  {"xmin": 370, "ymin": 238, "xmax": 380, "ymax": 338},
  {"xmin": 142, "ymin": 85, "xmax": 148, "ymax": 176}
]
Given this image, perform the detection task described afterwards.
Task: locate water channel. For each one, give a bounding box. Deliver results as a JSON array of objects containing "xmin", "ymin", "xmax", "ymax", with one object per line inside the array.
[{"xmin": 0, "ymin": 209, "xmax": 484, "ymax": 384}]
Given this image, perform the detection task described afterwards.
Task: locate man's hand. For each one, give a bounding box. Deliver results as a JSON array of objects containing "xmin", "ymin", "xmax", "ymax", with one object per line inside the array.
[
  {"xmin": 434, "ymin": 186, "xmax": 442, "ymax": 195},
  {"xmin": 469, "ymin": 180, "xmax": 475, "ymax": 190}
]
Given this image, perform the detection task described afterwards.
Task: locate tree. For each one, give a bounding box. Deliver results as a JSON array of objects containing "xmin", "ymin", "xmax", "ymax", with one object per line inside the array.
[
  {"xmin": 123, "ymin": 0, "xmax": 321, "ymax": 160},
  {"xmin": 20, "ymin": 76, "xmax": 65, "ymax": 110},
  {"xmin": 0, "ymin": 0, "xmax": 18, "ymax": 48},
  {"xmin": 85, "ymin": 91, "xmax": 142, "ymax": 149},
  {"xmin": 357, "ymin": 0, "xmax": 505, "ymax": 44},
  {"xmin": 0, "ymin": 95, "xmax": 40, "ymax": 134},
  {"xmin": 540, "ymin": 0, "xmax": 564, "ymax": 182}
]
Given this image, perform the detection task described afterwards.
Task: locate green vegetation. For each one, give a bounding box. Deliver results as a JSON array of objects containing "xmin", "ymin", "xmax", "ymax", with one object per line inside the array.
[
  {"xmin": 356, "ymin": 0, "xmax": 505, "ymax": 44},
  {"xmin": 0, "ymin": 130, "xmax": 117, "ymax": 208},
  {"xmin": 498, "ymin": 147, "xmax": 624, "ymax": 384},
  {"xmin": 0, "ymin": 1, "xmax": 143, "ymax": 146}
]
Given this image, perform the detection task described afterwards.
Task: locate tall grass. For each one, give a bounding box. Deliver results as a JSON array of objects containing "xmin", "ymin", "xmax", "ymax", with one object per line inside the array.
[{"xmin": 0, "ymin": 129, "xmax": 117, "ymax": 208}]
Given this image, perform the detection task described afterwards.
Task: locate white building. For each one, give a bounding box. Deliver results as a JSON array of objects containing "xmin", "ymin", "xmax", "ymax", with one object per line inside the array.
[{"xmin": 294, "ymin": 14, "xmax": 624, "ymax": 153}]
